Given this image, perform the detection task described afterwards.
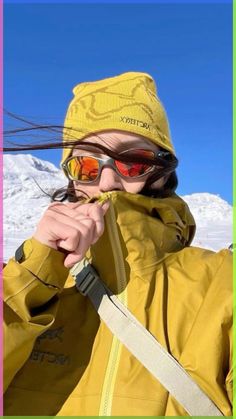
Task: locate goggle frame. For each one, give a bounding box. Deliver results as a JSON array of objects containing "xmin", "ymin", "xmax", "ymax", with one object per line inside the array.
[{"xmin": 61, "ymin": 149, "xmax": 170, "ymax": 184}]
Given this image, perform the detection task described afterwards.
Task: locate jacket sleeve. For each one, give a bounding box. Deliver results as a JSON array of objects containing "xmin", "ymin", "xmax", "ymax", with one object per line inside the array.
[{"xmin": 3, "ymin": 237, "xmax": 69, "ymax": 392}]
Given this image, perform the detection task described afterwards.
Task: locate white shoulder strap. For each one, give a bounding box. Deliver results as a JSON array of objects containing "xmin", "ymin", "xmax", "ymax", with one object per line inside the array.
[{"xmin": 70, "ymin": 260, "xmax": 223, "ymax": 417}]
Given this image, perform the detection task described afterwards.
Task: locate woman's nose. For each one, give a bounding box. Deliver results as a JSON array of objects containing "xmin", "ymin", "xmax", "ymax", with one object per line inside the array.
[{"xmin": 98, "ymin": 166, "xmax": 123, "ymax": 192}]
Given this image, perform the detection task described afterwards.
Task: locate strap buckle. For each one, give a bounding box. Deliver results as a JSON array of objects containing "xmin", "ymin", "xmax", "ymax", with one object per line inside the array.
[{"xmin": 70, "ymin": 259, "xmax": 99, "ymax": 296}]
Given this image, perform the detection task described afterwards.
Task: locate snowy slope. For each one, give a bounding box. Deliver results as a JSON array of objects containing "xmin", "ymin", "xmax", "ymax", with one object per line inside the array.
[
  {"xmin": 3, "ymin": 154, "xmax": 233, "ymax": 261},
  {"xmin": 4, "ymin": 154, "xmax": 65, "ymax": 232},
  {"xmin": 182, "ymin": 193, "xmax": 232, "ymax": 223},
  {"xmin": 182, "ymin": 193, "xmax": 232, "ymax": 251}
]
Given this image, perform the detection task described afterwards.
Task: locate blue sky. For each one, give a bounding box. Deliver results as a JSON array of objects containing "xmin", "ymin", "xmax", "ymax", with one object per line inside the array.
[{"xmin": 4, "ymin": 1, "xmax": 232, "ymax": 203}]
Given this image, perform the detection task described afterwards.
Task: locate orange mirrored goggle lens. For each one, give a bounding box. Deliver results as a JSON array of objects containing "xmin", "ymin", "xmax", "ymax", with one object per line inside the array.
[
  {"xmin": 67, "ymin": 156, "xmax": 99, "ymax": 182},
  {"xmin": 65, "ymin": 149, "xmax": 155, "ymax": 182}
]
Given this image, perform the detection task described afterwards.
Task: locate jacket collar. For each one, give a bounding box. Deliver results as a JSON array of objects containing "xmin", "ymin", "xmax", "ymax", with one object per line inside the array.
[{"xmin": 87, "ymin": 191, "xmax": 196, "ymax": 289}]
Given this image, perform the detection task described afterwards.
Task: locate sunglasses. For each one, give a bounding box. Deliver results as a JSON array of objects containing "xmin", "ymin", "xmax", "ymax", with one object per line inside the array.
[{"xmin": 61, "ymin": 148, "xmax": 171, "ymax": 183}]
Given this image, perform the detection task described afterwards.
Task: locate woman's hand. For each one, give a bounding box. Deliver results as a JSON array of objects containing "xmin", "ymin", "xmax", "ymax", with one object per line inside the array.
[{"xmin": 33, "ymin": 201, "xmax": 109, "ymax": 268}]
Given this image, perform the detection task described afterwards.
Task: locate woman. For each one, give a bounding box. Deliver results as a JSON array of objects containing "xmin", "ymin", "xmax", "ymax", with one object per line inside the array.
[{"xmin": 3, "ymin": 72, "xmax": 232, "ymax": 416}]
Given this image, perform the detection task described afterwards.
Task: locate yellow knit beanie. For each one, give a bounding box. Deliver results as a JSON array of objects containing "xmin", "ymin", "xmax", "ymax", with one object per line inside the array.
[{"xmin": 62, "ymin": 71, "xmax": 175, "ymax": 163}]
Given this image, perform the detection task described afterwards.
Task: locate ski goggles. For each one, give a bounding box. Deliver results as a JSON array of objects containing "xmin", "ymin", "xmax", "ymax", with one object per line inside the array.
[{"xmin": 61, "ymin": 149, "xmax": 169, "ymax": 183}]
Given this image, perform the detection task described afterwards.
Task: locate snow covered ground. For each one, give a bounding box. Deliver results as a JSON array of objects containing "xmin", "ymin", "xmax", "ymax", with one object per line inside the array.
[
  {"xmin": 3, "ymin": 154, "xmax": 232, "ymax": 262},
  {"xmin": 182, "ymin": 193, "xmax": 232, "ymax": 251}
]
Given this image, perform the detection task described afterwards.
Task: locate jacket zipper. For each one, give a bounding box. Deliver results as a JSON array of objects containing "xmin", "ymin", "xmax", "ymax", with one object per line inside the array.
[{"xmin": 98, "ymin": 197, "xmax": 128, "ymax": 416}]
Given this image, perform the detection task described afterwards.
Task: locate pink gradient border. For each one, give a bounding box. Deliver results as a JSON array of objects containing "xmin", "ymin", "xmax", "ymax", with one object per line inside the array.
[
  {"xmin": 0, "ymin": 0, "xmax": 3, "ymax": 414},
  {"xmin": 0, "ymin": 0, "xmax": 2, "ymax": 413},
  {"xmin": 0, "ymin": 2, "xmax": 233, "ymax": 419}
]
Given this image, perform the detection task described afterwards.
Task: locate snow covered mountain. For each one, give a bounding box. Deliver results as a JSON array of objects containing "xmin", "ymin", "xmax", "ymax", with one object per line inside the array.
[
  {"xmin": 3, "ymin": 154, "xmax": 232, "ymax": 261},
  {"xmin": 4, "ymin": 154, "xmax": 65, "ymax": 232},
  {"xmin": 182, "ymin": 193, "xmax": 232, "ymax": 223}
]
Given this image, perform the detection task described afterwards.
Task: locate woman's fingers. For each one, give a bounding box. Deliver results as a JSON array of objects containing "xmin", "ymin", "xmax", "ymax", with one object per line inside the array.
[
  {"xmin": 34, "ymin": 216, "xmax": 82, "ymax": 250},
  {"xmin": 63, "ymin": 252, "xmax": 86, "ymax": 268},
  {"xmin": 33, "ymin": 200, "xmax": 110, "ymax": 267},
  {"xmin": 58, "ymin": 205, "xmax": 104, "ymax": 242},
  {"xmin": 47, "ymin": 201, "xmax": 109, "ymax": 238},
  {"xmin": 57, "ymin": 217, "xmax": 95, "ymax": 253}
]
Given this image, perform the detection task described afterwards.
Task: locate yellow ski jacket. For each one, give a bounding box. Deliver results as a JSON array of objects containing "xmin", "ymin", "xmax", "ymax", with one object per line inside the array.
[{"xmin": 3, "ymin": 192, "xmax": 232, "ymax": 416}]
